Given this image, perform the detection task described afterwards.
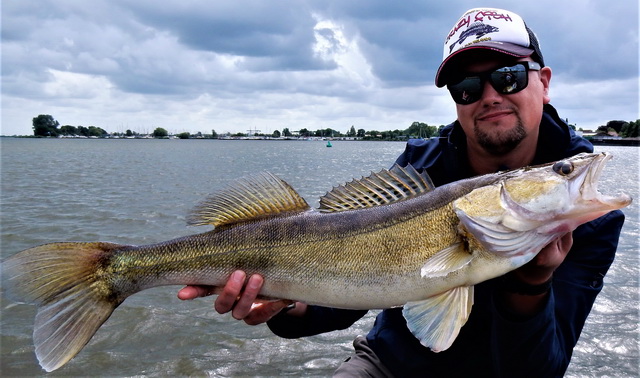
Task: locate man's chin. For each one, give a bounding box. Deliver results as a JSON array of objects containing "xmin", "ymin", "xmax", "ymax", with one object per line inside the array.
[
  {"xmin": 480, "ymin": 140, "xmax": 522, "ymax": 156},
  {"xmin": 474, "ymin": 121, "xmax": 527, "ymax": 156}
]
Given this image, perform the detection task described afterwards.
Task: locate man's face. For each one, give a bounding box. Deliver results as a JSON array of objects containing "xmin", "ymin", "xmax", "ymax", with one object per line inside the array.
[{"xmin": 452, "ymin": 56, "xmax": 551, "ymax": 157}]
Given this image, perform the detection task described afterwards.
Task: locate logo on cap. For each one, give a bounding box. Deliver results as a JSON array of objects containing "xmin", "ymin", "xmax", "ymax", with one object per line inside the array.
[
  {"xmin": 448, "ymin": 22, "xmax": 499, "ymax": 53},
  {"xmin": 443, "ymin": 8, "xmax": 528, "ymax": 59}
]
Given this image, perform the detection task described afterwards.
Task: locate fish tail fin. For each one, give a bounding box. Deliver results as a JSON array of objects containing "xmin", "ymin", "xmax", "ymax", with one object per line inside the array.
[{"xmin": 2, "ymin": 242, "xmax": 127, "ymax": 372}]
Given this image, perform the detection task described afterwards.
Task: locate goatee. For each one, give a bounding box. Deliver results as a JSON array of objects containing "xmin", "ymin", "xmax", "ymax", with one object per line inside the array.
[{"xmin": 474, "ymin": 118, "xmax": 527, "ymax": 156}]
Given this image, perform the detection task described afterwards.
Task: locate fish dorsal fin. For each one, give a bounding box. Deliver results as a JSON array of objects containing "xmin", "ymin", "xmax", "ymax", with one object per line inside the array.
[
  {"xmin": 188, "ymin": 172, "xmax": 310, "ymax": 227},
  {"xmin": 318, "ymin": 164, "xmax": 435, "ymax": 213}
]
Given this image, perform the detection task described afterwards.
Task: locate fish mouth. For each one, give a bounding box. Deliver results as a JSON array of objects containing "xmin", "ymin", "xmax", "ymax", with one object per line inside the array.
[
  {"xmin": 561, "ymin": 152, "xmax": 632, "ymax": 228},
  {"xmin": 573, "ymin": 152, "xmax": 632, "ymax": 210},
  {"xmin": 502, "ymin": 152, "xmax": 632, "ymax": 235}
]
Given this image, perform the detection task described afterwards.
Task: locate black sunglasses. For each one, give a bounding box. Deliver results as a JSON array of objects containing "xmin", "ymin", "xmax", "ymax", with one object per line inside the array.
[{"xmin": 447, "ymin": 62, "xmax": 542, "ymax": 105}]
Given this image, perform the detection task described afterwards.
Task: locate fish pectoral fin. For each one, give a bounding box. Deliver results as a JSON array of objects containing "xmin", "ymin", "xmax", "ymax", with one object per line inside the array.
[
  {"xmin": 402, "ymin": 286, "xmax": 474, "ymax": 353},
  {"xmin": 187, "ymin": 172, "xmax": 311, "ymax": 227},
  {"xmin": 420, "ymin": 243, "xmax": 472, "ymax": 277}
]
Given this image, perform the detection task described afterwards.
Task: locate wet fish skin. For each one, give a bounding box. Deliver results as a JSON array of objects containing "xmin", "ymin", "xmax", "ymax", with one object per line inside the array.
[{"xmin": 2, "ymin": 152, "xmax": 631, "ymax": 372}]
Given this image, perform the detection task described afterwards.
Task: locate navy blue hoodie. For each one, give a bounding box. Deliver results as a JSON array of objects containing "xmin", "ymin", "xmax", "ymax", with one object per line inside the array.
[{"xmin": 268, "ymin": 104, "xmax": 625, "ymax": 377}]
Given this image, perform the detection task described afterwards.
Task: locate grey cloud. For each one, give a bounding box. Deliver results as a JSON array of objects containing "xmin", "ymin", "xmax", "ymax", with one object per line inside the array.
[
  {"xmin": 323, "ymin": 0, "xmax": 450, "ymax": 22},
  {"xmin": 498, "ymin": 2, "xmax": 639, "ymax": 81},
  {"xmin": 119, "ymin": 1, "xmax": 327, "ymax": 71},
  {"xmin": 353, "ymin": 18, "xmax": 446, "ymax": 85}
]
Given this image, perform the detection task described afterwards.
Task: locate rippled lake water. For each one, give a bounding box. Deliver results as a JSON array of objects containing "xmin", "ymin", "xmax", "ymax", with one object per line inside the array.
[{"xmin": 1, "ymin": 138, "xmax": 638, "ymax": 377}]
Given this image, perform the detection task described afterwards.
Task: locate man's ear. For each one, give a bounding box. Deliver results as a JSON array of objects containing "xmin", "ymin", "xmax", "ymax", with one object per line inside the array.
[{"xmin": 540, "ymin": 66, "xmax": 552, "ymax": 104}]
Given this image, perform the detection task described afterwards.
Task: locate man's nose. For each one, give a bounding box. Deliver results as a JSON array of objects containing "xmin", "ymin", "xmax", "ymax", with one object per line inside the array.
[{"xmin": 479, "ymin": 81, "xmax": 503, "ymax": 105}]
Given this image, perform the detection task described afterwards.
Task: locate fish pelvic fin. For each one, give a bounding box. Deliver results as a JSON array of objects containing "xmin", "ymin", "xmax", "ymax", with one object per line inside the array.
[
  {"xmin": 319, "ymin": 164, "xmax": 435, "ymax": 212},
  {"xmin": 188, "ymin": 172, "xmax": 311, "ymax": 227},
  {"xmin": 402, "ymin": 286, "xmax": 474, "ymax": 353},
  {"xmin": 2, "ymin": 242, "xmax": 126, "ymax": 372}
]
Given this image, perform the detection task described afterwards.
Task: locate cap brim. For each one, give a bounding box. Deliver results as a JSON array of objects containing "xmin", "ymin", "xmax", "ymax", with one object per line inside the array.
[{"xmin": 435, "ymin": 42, "xmax": 534, "ymax": 87}]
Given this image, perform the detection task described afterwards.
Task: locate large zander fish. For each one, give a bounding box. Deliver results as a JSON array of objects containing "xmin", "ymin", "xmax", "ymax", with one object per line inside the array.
[{"xmin": 2, "ymin": 152, "xmax": 631, "ymax": 372}]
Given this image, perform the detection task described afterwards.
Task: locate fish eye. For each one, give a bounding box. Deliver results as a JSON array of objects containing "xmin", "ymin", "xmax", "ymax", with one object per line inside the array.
[{"xmin": 552, "ymin": 161, "xmax": 574, "ymax": 175}]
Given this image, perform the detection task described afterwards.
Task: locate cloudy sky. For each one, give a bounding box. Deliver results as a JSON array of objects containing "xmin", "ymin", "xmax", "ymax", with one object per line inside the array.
[{"xmin": 2, "ymin": 0, "xmax": 638, "ymax": 136}]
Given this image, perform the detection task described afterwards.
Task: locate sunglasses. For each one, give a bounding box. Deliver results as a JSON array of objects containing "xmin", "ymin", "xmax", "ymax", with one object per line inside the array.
[{"xmin": 447, "ymin": 62, "xmax": 542, "ymax": 105}]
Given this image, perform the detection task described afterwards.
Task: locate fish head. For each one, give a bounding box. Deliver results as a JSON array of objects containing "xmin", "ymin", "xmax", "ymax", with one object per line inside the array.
[{"xmin": 454, "ymin": 152, "xmax": 632, "ymax": 256}]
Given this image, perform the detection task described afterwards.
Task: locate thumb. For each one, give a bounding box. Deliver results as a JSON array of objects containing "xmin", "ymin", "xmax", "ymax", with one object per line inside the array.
[{"xmin": 243, "ymin": 300, "xmax": 294, "ymax": 326}]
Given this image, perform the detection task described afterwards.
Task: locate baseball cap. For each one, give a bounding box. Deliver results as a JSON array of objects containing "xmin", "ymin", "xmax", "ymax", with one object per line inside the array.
[{"xmin": 435, "ymin": 8, "xmax": 544, "ymax": 87}]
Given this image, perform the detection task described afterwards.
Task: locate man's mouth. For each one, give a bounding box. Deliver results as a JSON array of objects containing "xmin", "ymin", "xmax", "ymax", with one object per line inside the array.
[{"xmin": 477, "ymin": 110, "xmax": 513, "ymax": 122}]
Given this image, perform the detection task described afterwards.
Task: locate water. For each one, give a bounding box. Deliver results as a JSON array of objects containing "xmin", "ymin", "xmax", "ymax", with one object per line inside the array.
[{"xmin": 0, "ymin": 138, "xmax": 638, "ymax": 377}]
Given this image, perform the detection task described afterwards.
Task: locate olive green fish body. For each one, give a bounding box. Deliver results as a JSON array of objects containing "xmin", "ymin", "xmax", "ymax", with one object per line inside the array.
[{"xmin": 108, "ymin": 197, "xmax": 467, "ymax": 309}]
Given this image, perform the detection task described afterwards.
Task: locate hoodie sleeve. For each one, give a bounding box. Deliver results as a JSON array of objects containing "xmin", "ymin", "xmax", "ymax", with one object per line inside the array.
[
  {"xmin": 267, "ymin": 306, "xmax": 368, "ymax": 339},
  {"xmin": 489, "ymin": 210, "xmax": 625, "ymax": 377}
]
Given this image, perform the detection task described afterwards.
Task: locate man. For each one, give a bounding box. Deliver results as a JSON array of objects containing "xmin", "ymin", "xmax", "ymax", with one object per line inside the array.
[{"xmin": 178, "ymin": 8, "xmax": 625, "ymax": 377}]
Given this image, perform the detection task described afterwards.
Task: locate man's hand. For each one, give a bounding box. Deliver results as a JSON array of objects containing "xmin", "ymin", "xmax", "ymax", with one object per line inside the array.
[
  {"xmin": 513, "ymin": 232, "xmax": 574, "ymax": 285},
  {"xmin": 501, "ymin": 232, "xmax": 573, "ymax": 316},
  {"xmin": 177, "ymin": 270, "xmax": 306, "ymax": 325}
]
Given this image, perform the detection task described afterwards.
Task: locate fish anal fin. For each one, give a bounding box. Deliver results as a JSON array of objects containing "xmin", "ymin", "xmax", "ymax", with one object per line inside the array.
[
  {"xmin": 188, "ymin": 172, "xmax": 310, "ymax": 227},
  {"xmin": 421, "ymin": 243, "xmax": 472, "ymax": 278},
  {"xmin": 402, "ymin": 286, "xmax": 474, "ymax": 352},
  {"xmin": 319, "ymin": 164, "xmax": 435, "ymax": 213}
]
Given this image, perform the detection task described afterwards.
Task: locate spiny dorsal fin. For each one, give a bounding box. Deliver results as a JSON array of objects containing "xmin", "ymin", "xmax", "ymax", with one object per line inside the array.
[
  {"xmin": 188, "ymin": 172, "xmax": 310, "ymax": 227},
  {"xmin": 319, "ymin": 164, "xmax": 435, "ymax": 213}
]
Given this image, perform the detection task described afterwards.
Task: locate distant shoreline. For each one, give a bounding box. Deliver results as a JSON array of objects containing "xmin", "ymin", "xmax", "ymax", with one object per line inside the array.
[
  {"xmin": 588, "ymin": 138, "xmax": 640, "ymax": 147},
  {"xmin": 2, "ymin": 135, "xmax": 639, "ymax": 146},
  {"xmin": 0, "ymin": 135, "xmax": 406, "ymax": 142}
]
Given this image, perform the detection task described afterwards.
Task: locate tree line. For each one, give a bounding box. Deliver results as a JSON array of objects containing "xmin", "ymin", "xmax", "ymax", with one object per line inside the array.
[
  {"xmin": 30, "ymin": 114, "xmax": 640, "ymax": 140},
  {"xmin": 593, "ymin": 120, "xmax": 640, "ymax": 138},
  {"xmin": 32, "ymin": 115, "xmax": 109, "ymax": 138},
  {"xmin": 30, "ymin": 114, "xmax": 444, "ymax": 140}
]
